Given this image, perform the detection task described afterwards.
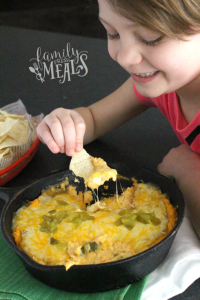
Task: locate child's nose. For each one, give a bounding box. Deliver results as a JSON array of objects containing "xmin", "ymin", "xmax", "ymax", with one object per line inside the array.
[{"xmin": 117, "ymin": 43, "xmax": 142, "ymax": 68}]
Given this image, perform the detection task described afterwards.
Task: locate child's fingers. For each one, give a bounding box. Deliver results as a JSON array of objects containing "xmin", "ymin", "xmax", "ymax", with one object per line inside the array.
[
  {"xmin": 70, "ymin": 110, "xmax": 86, "ymax": 152},
  {"xmin": 37, "ymin": 108, "xmax": 86, "ymax": 156},
  {"xmin": 37, "ymin": 122, "xmax": 60, "ymax": 153},
  {"xmin": 42, "ymin": 113, "xmax": 67, "ymax": 151},
  {"xmin": 61, "ymin": 110, "xmax": 86, "ymax": 156},
  {"xmin": 61, "ymin": 118, "xmax": 76, "ymax": 156}
]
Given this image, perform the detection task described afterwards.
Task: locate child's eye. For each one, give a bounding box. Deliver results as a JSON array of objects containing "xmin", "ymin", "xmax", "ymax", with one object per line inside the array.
[
  {"xmin": 107, "ymin": 33, "xmax": 120, "ymax": 40},
  {"xmin": 139, "ymin": 36, "xmax": 163, "ymax": 46}
]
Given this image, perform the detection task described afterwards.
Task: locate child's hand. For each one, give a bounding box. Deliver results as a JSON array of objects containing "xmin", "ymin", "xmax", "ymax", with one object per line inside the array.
[
  {"xmin": 158, "ymin": 145, "xmax": 200, "ymax": 238},
  {"xmin": 36, "ymin": 108, "xmax": 86, "ymax": 156},
  {"xmin": 158, "ymin": 144, "xmax": 200, "ymax": 184}
]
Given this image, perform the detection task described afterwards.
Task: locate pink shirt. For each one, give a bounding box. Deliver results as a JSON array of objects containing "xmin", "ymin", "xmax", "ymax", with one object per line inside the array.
[{"xmin": 133, "ymin": 82, "xmax": 200, "ymax": 154}]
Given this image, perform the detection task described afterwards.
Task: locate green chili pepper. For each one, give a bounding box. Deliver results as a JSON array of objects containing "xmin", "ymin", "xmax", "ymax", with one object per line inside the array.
[{"xmin": 81, "ymin": 241, "xmax": 99, "ymax": 255}]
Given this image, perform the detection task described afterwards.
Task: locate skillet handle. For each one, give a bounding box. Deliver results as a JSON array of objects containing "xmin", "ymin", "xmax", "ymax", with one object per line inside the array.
[{"xmin": 0, "ymin": 186, "xmax": 26, "ymax": 204}]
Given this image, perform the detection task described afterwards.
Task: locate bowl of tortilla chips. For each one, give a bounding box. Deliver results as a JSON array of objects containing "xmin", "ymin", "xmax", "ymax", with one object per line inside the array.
[
  {"xmin": 0, "ymin": 100, "xmax": 43, "ymax": 186},
  {"xmin": 0, "ymin": 137, "xmax": 40, "ymax": 186}
]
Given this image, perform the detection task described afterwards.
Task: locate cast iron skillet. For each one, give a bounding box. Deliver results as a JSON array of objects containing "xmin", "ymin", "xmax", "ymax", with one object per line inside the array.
[{"xmin": 0, "ymin": 167, "xmax": 185, "ymax": 293}]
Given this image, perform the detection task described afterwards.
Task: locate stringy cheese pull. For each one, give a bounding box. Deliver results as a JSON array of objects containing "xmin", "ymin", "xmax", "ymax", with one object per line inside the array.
[{"xmin": 86, "ymin": 201, "xmax": 106, "ymax": 213}]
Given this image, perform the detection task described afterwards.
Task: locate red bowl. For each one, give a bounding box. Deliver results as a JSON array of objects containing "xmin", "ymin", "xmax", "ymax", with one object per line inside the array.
[{"xmin": 0, "ymin": 138, "xmax": 40, "ymax": 186}]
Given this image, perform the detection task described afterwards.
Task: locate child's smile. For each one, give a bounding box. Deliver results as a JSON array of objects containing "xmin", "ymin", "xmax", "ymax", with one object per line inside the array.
[
  {"xmin": 130, "ymin": 71, "xmax": 160, "ymax": 84},
  {"xmin": 98, "ymin": 0, "xmax": 200, "ymax": 101}
]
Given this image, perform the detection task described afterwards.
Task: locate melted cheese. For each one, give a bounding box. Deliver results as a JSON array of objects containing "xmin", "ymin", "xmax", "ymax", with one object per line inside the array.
[
  {"xmin": 86, "ymin": 157, "xmax": 117, "ymax": 189},
  {"xmin": 12, "ymin": 178, "xmax": 177, "ymax": 271},
  {"xmin": 69, "ymin": 149, "xmax": 117, "ymax": 189}
]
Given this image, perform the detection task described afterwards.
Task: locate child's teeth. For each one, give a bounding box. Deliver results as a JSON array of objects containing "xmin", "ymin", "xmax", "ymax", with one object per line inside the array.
[{"xmin": 136, "ymin": 71, "xmax": 157, "ymax": 77}]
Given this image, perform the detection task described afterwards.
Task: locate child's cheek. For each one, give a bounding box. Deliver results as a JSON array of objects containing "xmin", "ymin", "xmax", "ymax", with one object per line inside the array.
[{"xmin": 108, "ymin": 43, "xmax": 118, "ymax": 61}]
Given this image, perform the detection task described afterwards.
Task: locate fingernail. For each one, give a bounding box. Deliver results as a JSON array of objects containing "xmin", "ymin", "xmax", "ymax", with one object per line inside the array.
[
  {"xmin": 67, "ymin": 149, "xmax": 74, "ymax": 156},
  {"xmin": 76, "ymin": 144, "xmax": 82, "ymax": 151},
  {"xmin": 51, "ymin": 146, "xmax": 59, "ymax": 153}
]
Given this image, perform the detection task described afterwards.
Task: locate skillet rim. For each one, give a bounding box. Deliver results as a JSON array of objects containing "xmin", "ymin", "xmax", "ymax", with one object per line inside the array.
[{"xmin": 1, "ymin": 167, "xmax": 185, "ymax": 271}]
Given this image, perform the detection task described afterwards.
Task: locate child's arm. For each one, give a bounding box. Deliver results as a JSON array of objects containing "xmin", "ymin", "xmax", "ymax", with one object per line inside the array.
[
  {"xmin": 37, "ymin": 77, "xmax": 148, "ymax": 156},
  {"xmin": 158, "ymin": 144, "xmax": 200, "ymax": 238}
]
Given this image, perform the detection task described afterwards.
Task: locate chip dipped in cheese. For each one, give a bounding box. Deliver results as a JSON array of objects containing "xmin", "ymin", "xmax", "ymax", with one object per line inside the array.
[
  {"xmin": 69, "ymin": 149, "xmax": 117, "ymax": 189},
  {"xmin": 12, "ymin": 177, "xmax": 177, "ymax": 271}
]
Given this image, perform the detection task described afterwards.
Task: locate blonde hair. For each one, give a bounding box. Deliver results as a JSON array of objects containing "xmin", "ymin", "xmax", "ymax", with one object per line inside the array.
[{"xmin": 105, "ymin": 0, "xmax": 200, "ymax": 38}]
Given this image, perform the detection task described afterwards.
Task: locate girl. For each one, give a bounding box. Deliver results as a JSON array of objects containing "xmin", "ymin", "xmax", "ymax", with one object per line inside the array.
[{"xmin": 37, "ymin": 0, "xmax": 200, "ymax": 237}]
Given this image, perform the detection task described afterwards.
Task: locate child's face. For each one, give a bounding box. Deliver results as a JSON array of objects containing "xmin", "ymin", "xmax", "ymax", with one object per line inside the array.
[{"xmin": 98, "ymin": 0, "xmax": 200, "ymax": 98}]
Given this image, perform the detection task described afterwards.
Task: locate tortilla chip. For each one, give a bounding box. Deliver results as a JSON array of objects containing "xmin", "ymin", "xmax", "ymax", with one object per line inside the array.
[
  {"xmin": 8, "ymin": 119, "xmax": 29, "ymax": 143},
  {"xmin": 0, "ymin": 137, "xmax": 19, "ymax": 149},
  {"xmin": 0, "ymin": 148, "xmax": 10, "ymax": 159},
  {"xmin": 0, "ymin": 134, "xmax": 7, "ymax": 144},
  {"xmin": 0, "ymin": 110, "xmax": 29, "ymax": 152},
  {"xmin": 69, "ymin": 149, "xmax": 94, "ymax": 180},
  {"xmin": 0, "ymin": 118, "xmax": 19, "ymax": 137},
  {"xmin": 69, "ymin": 149, "xmax": 117, "ymax": 189},
  {"xmin": 0, "ymin": 110, "xmax": 24, "ymax": 119}
]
